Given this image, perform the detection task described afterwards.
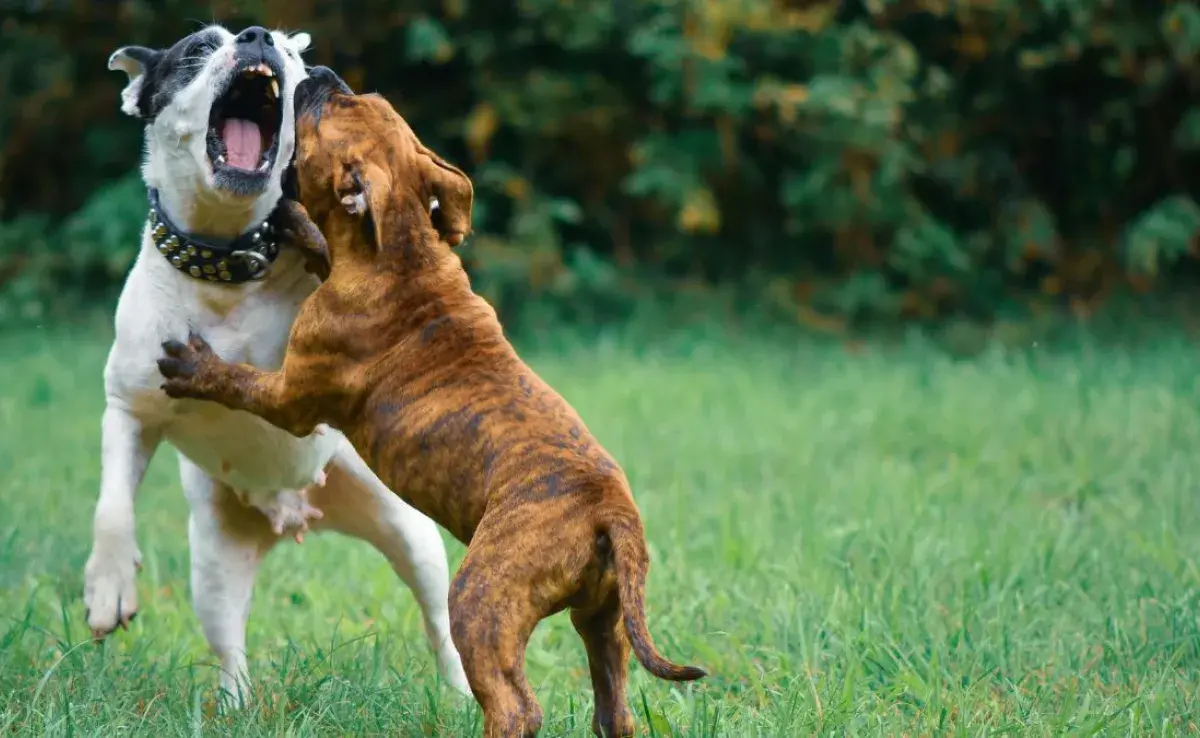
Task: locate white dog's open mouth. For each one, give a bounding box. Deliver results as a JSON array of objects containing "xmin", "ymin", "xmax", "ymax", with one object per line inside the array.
[{"xmin": 207, "ymin": 64, "xmax": 282, "ymax": 175}]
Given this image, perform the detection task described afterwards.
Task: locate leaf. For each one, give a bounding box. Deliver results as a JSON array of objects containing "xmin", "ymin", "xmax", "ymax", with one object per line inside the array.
[
  {"xmin": 1123, "ymin": 195, "xmax": 1200, "ymax": 276},
  {"xmin": 1163, "ymin": 3, "xmax": 1200, "ymax": 62},
  {"xmin": 998, "ymin": 198, "xmax": 1060, "ymax": 269},
  {"xmin": 463, "ymin": 102, "xmax": 499, "ymax": 162},
  {"xmin": 789, "ymin": 3, "xmax": 839, "ymax": 34},
  {"xmin": 548, "ymin": 198, "xmax": 584, "ymax": 225},
  {"xmin": 677, "ymin": 187, "xmax": 721, "ymax": 235},
  {"xmin": 889, "ymin": 213, "xmax": 971, "ymax": 280},
  {"xmin": 819, "ymin": 271, "xmax": 899, "ymax": 317},
  {"xmin": 405, "ymin": 16, "xmax": 455, "ymax": 64},
  {"xmin": 1173, "ymin": 107, "xmax": 1200, "ymax": 151}
]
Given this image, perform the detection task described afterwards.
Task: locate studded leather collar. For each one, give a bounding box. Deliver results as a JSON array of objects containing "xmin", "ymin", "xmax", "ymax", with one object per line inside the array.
[{"xmin": 146, "ymin": 188, "xmax": 283, "ymax": 284}]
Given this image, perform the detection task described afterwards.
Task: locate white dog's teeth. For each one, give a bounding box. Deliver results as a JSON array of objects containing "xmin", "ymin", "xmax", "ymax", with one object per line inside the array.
[
  {"xmin": 258, "ymin": 160, "xmax": 269, "ymax": 172},
  {"xmin": 269, "ymin": 79, "xmax": 279, "ymax": 99},
  {"xmin": 217, "ymin": 154, "xmax": 226, "ymax": 164}
]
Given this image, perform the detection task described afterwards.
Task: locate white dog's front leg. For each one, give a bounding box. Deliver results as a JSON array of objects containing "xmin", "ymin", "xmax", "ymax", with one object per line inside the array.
[
  {"xmin": 85, "ymin": 404, "xmax": 161, "ymax": 638},
  {"xmin": 181, "ymin": 456, "xmax": 277, "ymax": 707},
  {"xmin": 310, "ymin": 439, "xmax": 470, "ymax": 695}
]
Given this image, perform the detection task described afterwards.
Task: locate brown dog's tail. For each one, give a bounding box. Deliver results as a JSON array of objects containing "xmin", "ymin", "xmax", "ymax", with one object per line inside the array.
[{"xmin": 606, "ymin": 514, "xmax": 707, "ymax": 682}]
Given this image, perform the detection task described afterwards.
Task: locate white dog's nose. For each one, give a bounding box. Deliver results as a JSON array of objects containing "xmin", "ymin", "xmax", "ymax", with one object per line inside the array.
[{"xmin": 236, "ymin": 26, "xmax": 273, "ymax": 48}]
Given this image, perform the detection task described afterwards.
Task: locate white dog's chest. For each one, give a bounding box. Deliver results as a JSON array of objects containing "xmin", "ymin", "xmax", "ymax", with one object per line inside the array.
[
  {"xmin": 165, "ymin": 399, "xmax": 335, "ymax": 494},
  {"xmin": 107, "ymin": 245, "xmax": 338, "ymax": 494}
]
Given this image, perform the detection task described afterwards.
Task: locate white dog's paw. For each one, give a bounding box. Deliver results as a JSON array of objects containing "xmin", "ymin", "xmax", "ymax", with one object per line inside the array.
[
  {"xmin": 254, "ymin": 488, "xmax": 324, "ymax": 544},
  {"xmin": 440, "ymin": 651, "xmax": 473, "ymax": 698},
  {"xmin": 84, "ymin": 544, "xmax": 141, "ymax": 639},
  {"xmin": 215, "ymin": 673, "xmax": 253, "ymax": 712}
]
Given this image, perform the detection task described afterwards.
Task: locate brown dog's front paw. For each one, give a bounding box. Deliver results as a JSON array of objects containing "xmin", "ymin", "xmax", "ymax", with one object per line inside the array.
[
  {"xmin": 157, "ymin": 332, "xmax": 218, "ymax": 399},
  {"xmin": 278, "ymin": 199, "xmax": 331, "ymax": 281},
  {"xmin": 276, "ymin": 198, "xmax": 310, "ymax": 232}
]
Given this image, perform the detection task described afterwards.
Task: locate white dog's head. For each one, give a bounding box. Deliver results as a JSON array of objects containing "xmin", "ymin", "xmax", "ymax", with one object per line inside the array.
[{"xmin": 109, "ymin": 25, "xmax": 311, "ymax": 233}]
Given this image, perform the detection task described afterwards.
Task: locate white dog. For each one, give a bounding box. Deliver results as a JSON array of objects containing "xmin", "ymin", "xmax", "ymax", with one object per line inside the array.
[{"xmin": 86, "ymin": 24, "xmax": 469, "ymax": 702}]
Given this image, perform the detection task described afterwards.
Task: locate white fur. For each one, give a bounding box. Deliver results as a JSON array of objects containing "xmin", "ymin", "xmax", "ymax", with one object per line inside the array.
[
  {"xmin": 85, "ymin": 25, "xmax": 469, "ymax": 702},
  {"xmin": 108, "ymin": 49, "xmax": 146, "ymax": 118}
]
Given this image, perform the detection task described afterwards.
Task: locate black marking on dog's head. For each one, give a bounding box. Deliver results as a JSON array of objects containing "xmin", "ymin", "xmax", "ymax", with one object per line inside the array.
[
  {"xmin": 111, "ymin": 26, "xmax": 308, "ymax": 200},
  {"xmin": 109, "ymin": 28, "xmax": 225, "ymax": 120},
  {"xmin": 295, "ymin": 65, "xmax": 355, "ymax": 128}
]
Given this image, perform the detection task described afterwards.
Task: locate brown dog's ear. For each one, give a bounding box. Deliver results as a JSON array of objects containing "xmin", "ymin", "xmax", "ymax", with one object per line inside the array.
[
  {"xmin": 335, "ymin": 165, "xmax": 389, "ymax": 251},
  {"xmin": 416, "ymin": 143, "xmax": 473, "ymax": 247}
]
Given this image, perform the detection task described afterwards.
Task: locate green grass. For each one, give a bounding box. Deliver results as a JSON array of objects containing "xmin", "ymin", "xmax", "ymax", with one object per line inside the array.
[{"xmin": 3, "ymin": 321, "xmax": 1200, "ymax": 735}]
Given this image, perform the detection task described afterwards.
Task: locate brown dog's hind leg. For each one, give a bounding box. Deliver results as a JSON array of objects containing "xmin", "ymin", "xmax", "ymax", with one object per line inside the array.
[
  {"xmin": 449, "ymin": 550, "xmax": 545, "ymax": 738},
  {"xmin": 571, "ymin": 593, "xmax": 636, "ymax": 738}
]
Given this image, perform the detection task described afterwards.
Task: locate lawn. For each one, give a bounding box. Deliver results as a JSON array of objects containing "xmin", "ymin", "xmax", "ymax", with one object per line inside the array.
[{"xmin": 2, "ymin": 321, "xmax": 1200, "ymax": 735}]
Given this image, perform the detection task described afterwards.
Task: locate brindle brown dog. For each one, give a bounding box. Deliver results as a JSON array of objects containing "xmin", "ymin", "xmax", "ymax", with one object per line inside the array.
[{"xmin": 156, "ymin": 66, "xmax": 705, "ymax": 737}]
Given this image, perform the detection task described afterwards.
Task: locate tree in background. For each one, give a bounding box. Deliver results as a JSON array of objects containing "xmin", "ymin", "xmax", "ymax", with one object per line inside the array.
[{"xmin": 3, "ymin": 0, "xmax": 1199, "ymax": 330}]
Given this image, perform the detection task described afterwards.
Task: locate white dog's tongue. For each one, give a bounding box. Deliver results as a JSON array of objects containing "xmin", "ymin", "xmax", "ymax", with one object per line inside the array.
[{"xmin": 222, "ymin": 118, "xmax": 262, "ymax": 170}]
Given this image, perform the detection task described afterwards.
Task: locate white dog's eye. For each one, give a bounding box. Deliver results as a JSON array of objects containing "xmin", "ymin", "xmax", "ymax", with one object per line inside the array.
[{"xmin": 190, "ymin": 34, "xmax": 221, "ymax": 55}]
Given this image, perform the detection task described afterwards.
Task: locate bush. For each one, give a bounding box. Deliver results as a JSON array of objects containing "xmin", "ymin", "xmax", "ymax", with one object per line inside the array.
[
  {"xmin": 0, "ymin": 173, "xmax": 145, "ymax": 323},
  {"xmin": 2, "ymin": 0, "xmax": 1199, "ymax": 328}
]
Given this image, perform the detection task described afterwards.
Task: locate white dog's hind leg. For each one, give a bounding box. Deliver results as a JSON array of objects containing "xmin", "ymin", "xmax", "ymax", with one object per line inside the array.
[
  {"xmin": 181, "ymin": 456, "xmax": 277, "ymax": 707},
  {"xmin": 311, "ymin": 439, "xmax": 471, "ymax": 695},
  {"xmin": 85, "ymin": 405, "xmax": 161, "ymax": 638}
]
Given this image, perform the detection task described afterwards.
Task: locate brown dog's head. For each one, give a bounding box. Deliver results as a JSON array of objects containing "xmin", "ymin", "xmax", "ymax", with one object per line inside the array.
[{"xmin": 290, "ymin": 66, "xmax": 473, "ymax": 259}]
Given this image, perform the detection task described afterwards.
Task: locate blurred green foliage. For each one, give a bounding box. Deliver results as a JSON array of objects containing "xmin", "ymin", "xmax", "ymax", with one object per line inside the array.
[{"xmin": 2, "ymin": 0, "xmax": 1200, "ymax": 328}]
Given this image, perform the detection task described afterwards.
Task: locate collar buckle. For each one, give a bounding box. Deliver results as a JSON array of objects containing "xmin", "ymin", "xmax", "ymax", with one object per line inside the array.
[{"xmin": 230, "ymin": 249, "xmax": 271, "ymax": 281}]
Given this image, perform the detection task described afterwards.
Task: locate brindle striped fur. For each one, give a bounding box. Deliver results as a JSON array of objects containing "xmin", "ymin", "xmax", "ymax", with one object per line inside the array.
[{"xmin": 157, "ymin": 66, "xmax": 705, "ymax": 738}]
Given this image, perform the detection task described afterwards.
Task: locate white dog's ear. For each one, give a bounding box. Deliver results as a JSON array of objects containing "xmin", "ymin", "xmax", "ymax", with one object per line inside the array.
[
  {"xmin": 285, "ymin": 32, "xmax": 312, "ymax": 55},
  {"xmin": 108, "ymin": 45, "xmax": 162, "ymax": 119}
]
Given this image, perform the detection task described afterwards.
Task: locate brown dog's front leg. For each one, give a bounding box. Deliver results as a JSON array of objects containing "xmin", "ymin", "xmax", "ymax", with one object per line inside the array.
[
  {"xmin": 157, "ymin": 332, "xmax": 320, "ymax": 438},
  {"xmin": 277, "ymin": 199, "xmax": 331, "ymax": 281}
]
